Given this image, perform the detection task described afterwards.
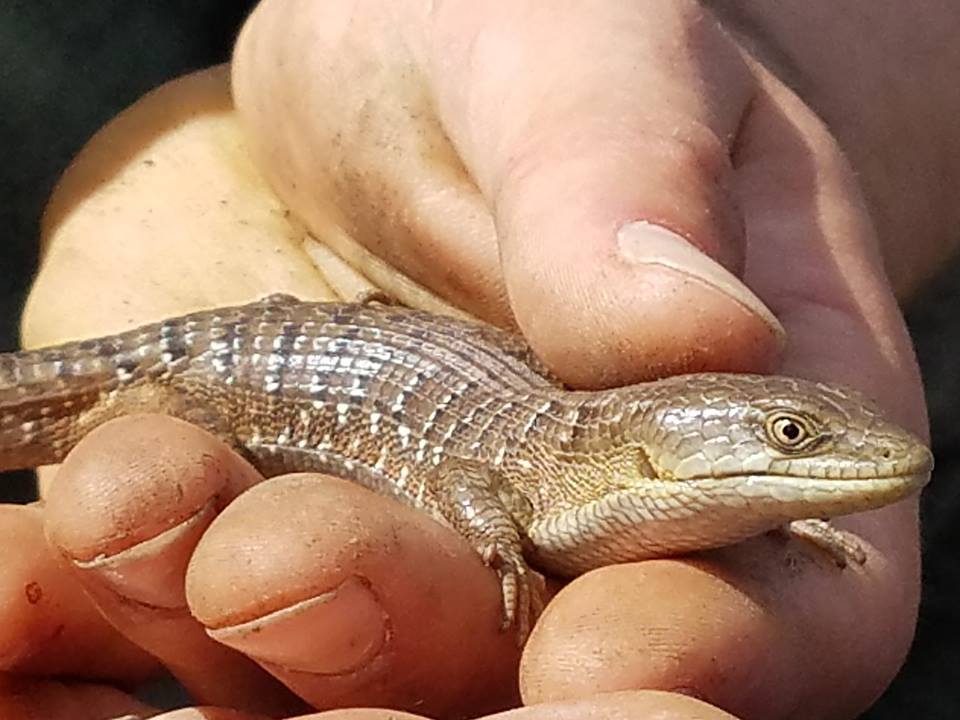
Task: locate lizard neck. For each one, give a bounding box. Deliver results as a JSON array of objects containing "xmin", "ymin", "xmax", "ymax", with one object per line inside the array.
[{"xmin": 500, "ymin": 388, "xmax": 659, "ymax": 521}]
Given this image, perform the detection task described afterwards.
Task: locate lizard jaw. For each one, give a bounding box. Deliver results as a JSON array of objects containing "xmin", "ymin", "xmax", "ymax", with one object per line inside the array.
[{"xmin": 526, "ymin": 471, "xmax": 929, "ymax": 577}]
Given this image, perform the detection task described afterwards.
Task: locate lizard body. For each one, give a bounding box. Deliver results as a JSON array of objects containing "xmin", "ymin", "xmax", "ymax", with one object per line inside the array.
[{"xmin": 0, "ymin": 295, "xmax": 933, "ymax": 639}]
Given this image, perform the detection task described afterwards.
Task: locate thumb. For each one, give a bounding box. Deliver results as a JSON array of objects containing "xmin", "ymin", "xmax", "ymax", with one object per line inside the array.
[
  {"xmin": 429, "ymin": 0, "xmax": 783, "ymax": 387},
  {"xmin": 232, "ymin": 0, "xmax": 783, "ymax": 387}
]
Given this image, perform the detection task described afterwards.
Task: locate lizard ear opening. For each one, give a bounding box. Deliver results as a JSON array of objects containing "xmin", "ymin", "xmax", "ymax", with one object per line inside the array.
[
  {"xmin": 607, "ymin": 445, "xmax": 662, "ymax": 492},
  {"xmin": 630, "ymin": 444, "xmax": 659, "ymax": 483}
]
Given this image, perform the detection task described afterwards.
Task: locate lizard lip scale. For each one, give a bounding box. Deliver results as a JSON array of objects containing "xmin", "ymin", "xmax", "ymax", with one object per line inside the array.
[{"xmin": 0, "ymin": 295, "xmax": 935, "ymax": 639}]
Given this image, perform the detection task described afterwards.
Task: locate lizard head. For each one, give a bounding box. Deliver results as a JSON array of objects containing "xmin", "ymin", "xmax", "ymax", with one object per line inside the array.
[
  {"xmin": 637, "ymin": 373, "xmax": 932, "ymax": 502},
  {"xmin": 527, "ymin": 373, "xmax": 932, "ymax": 576}
]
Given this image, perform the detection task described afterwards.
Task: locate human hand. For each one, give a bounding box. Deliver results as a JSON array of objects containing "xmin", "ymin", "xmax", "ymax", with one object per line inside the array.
[
  {"xmin": 2, "ymin": 1, "xmax": 938, "ymax": 718},
  {"xmin": 229, "ymin": 4, "xmax": 929, "ymax": 715}
]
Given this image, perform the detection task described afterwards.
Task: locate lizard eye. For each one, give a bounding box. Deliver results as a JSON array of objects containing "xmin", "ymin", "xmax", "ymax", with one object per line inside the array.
[{"xmin": 764, "ymin": 411, "xmax": 818, "ymax": 452}]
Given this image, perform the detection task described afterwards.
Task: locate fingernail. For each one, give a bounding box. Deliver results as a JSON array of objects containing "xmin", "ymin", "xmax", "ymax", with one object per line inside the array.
[
  {"xmin": 71, "ymin": 499, "xmax": 217, "ymax": 609},
  {"xmin": 617, "ymin": 221, "xmax": 785, "ymax": 342},
  {"xmin": 206, "ymin": 576, "xmax": 387, "ymax": 675}
]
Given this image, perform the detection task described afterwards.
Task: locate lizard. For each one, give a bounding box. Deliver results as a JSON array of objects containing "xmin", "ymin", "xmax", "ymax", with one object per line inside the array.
[{"xmin": 0, "ymin": 294, "xmax": 934, "ymax": 641}]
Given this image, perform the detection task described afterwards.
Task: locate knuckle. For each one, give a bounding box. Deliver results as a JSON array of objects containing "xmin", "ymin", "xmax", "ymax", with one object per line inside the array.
[{"xmin": 642, "ymin": 120, "xmax": 734, "ymax": 185}]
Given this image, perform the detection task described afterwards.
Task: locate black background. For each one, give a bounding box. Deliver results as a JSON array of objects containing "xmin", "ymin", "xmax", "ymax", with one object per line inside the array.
[{"xmin": 1, "ymin": 3, "xmax": 957, "ymax": 717}]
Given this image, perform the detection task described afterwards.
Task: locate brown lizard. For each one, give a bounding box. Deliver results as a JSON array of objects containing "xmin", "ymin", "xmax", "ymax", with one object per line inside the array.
[{"xmin": 0, "ymin": 294, "xmax": 933, "ymax": 641}]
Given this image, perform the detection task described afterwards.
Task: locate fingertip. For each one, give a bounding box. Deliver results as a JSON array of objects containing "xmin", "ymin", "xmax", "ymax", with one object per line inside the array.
[
  {"xmin": 186, "ymin": 475, "xmax": 521, "ymax": 716},
  {"xmin": 616, "ymin": 221, "xmax": 782, "ymax": 338},
  {"xmin": 205, "ymin": 575, "xmax": 388, "ymax": 676},
  {"xmin": 489, "ymin": 114, "xmax": 785, "ymax": 387},
  {"xmin": 520, "ymin": 539, "xmax": 916, "ymax": 719},
  {"xmin": 286, "ymin": 711, "xmax": 430, "ymax": 720},
  {"xmin": 39, "ymin": 415, "xmax": 299, "ymax": 714},
  {"xmin": 518, "ymin": 561, "xmax": 777, "ymax": 714},
  {"xmin": 483, "ymin": 690, "xmax": 739, "ymax": 719},
  {"xmin": 150, "ymin": 708, "xmax": 271, "ymax": 720},
  {"xmin": 505, "ymin": 219, "xmax": 784, "ymax": 388},
  {"xmin": 422, "ymin": 1, "xmax": 781, "ymax": 382},
  {"xmin": 45, "ymin": 414, "xmax": 261, "ymax": 570}
]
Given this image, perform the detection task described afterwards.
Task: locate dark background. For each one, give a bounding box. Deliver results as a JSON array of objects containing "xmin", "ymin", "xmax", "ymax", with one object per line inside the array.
[{"xmin": 0, "ymin": 3, "xmax": 957, "ymax": 717}]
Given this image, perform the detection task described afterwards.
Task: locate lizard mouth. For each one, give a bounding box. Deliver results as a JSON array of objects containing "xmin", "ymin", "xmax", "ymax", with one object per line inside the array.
[
  {"xmin": 679, "ymin": 442, "xmax": 934, "ymax": 488},
  {"xmin": 679, "ymin": 470, "xmax": 931, "ymax": 515}
]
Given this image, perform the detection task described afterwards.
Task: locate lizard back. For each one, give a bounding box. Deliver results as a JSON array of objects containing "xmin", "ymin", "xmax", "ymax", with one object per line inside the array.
[{"xmin": 0, "ymin": 297, "xmax": 560, "ymax": 501}]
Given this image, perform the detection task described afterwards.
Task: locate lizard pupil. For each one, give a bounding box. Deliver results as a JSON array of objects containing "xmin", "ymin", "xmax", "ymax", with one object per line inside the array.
[{"xmin": 782, "ymin": 422, "xmax": 800, "ymax": 440}]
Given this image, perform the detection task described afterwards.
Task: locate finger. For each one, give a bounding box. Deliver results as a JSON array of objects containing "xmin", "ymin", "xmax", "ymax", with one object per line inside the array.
[
  {"xmin": 42, "ymin": 414, "xmax": 305, "ymax": 717},
  {"xmin": 520, "ymin": 558, "xmax": 794, "ymax": 718},
  {"xmin": 289, "ymin": 712, "xmax": 428, "ymax": 720},
  {"xmin": 154, "ymin": 711, "xmax": 427, "ymax": 720},
  {"xmin": 483, "ymin": 690, "xmax": 738, "ymax": 719},
  {"xmin": 519, "ymin": 63, "xmax": 928, "ymax": 720},
  {"xmin": 233, "ymin": 0, "xmax": 784, "ymax": 387},
  {"xmin": 736, "ymin": 62, "xmax": 927, "ymax": 432},
  {"xmin": 521, "ymin": 524, "xmax": 918, "ymax": 718},
  {"xmin": 429, "ymin": 0, "xmax": 785, "ymax": 386},
  {"xmin": 267, "ymin": 692, "xmax": 736, "ymax": 720},
  {"xmin": 736, "ymin": 56, "xmax": 926, "ymax": 712},
  {"xmin": 185, "ymin": 475, "xmax": 523, "ymax": 719},
  {"xmin": 0, "ymin": 676, "xmax": 153, "ymax": 720},
  {"xmin": 736, "ymin": 54, "xmax": 928, "ymax": 655},
  {"xmin": 149, "ymin": 709, "xmax": 270, "ymax": 720},
  {"xmin": 0, "ymin": 503, "xmax": 159, "ymax": 682}
]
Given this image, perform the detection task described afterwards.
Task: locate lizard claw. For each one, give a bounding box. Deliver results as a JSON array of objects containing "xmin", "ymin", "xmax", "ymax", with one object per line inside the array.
[{"xmin": 480, "ymin": 541, "xmax": 546, "ymax": 645}]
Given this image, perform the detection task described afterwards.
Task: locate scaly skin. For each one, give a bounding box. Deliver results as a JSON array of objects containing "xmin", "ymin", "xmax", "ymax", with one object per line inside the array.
[{"xmin": 0, "ymin": 295, "xmax": 933, "ymax": 641}]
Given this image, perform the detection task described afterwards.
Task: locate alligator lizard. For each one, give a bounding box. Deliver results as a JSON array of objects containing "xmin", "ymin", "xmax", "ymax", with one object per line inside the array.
[{"xmin": 0, "ymin": 295, "xmax": 933, "ymax": 640}]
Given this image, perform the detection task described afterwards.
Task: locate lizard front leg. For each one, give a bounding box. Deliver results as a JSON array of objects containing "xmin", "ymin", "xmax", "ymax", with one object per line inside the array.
[{"xmin": 426, "ymin": 458, "xmax": 545, "ymax": 644}]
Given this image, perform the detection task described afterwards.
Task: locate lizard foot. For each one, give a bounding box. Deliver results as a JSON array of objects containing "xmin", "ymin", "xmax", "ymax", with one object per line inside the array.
[
  {"xmin": 786, "ymin": 518, "xmax": 867, "ymax": 567},
  {"xmin": 353, "ymin": 288, "xmax": 401, "ymax": 306},
  {"xmin": 480, "ymin": 541, "xmax": 546, "ymax": 645},
  {"xmin": 257, "ymin": 292, "xmax": 301, "ymax": 305}
]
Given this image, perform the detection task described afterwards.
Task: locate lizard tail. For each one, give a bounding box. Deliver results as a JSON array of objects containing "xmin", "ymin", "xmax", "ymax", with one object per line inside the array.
[{"xmin": 0, "ymin": 345, "xmax": 121, "ymax": 471}]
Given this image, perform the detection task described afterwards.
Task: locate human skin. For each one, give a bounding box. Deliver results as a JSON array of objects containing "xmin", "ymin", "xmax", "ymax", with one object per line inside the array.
[{"xmin": 2, "ymin": 1, "xmax": 959, "ymax": 719}]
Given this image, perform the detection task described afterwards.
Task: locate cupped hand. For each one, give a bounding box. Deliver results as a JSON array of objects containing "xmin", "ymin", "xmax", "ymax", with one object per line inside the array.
[{"xmin": 1, "ymin": 1, "xmax": 929, "ymax": 719}]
